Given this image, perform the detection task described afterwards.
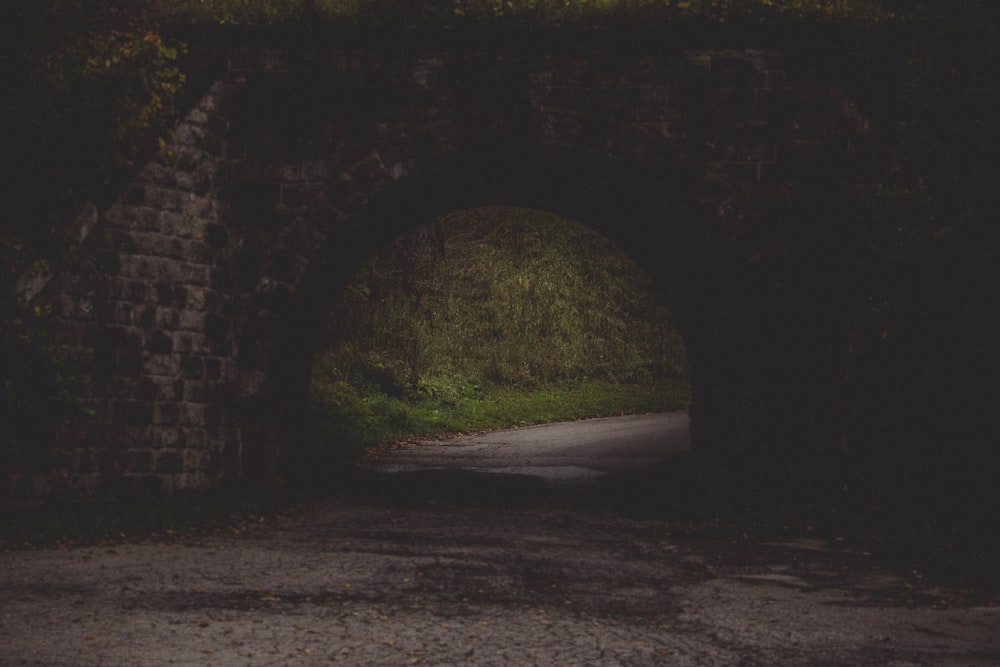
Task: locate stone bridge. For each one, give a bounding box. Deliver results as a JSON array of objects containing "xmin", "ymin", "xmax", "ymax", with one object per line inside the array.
[{"xmin": 5, "ymin": 29, "xmax": 881, "ymax": 499}]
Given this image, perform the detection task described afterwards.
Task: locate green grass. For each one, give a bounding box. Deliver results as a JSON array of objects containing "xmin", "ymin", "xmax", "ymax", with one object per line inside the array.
[
  {"xmin": 408, "ymin": 380, "xmax": 689, "ymax": 433},
  {"xmin": 309, "ymin": 378, "xmax": 690, "ymax": 462}
]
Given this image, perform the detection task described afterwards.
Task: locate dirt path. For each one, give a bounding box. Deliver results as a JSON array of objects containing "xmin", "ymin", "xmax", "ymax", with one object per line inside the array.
[{"xmin": 2, "ymin": 472, "xmax": 1000, "ymax": 666}]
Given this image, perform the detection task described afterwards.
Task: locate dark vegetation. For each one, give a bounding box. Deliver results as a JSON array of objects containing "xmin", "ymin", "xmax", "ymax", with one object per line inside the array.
[
  {"xmin": 149, "ymin": 0, "xmax": 894, "ymax": 29},
  {"xmin": 306, "ymin": 208, "xmax": 691, "ymax": 461},
  {"xmin": 2, "ymin": 1, "xmax": 185, "ymax": 448},
  {"xmin": 1, "ymin": 1, "xmax": 999, "ymax": 582}
]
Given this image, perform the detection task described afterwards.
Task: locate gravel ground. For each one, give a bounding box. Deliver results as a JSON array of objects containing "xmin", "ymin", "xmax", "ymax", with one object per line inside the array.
[{"xmin": 2, "ymin": 469, "xmax": 1000, "ymax": 667}]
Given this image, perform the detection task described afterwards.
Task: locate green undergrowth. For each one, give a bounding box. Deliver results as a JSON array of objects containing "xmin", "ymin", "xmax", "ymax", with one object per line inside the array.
[{"xmin": 306, "ymin": 207, "xmax": 691, "ymax": 462}]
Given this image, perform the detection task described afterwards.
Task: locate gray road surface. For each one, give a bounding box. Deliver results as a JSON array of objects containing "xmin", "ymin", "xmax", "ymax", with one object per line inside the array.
[
  {"xmin": 4, "ymin": 413, "xmax": 1000, "ymax": 666},
  {"xmin": 4, "ymin": 499, "xmax": 1000, "ymax": 666},
  {"xmin": 369, "ymin": 412, "xmax": 690, "ymax": 482}
]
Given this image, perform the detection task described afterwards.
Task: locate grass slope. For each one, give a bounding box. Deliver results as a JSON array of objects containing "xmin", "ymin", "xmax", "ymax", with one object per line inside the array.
[{"xmin": 308, "ymin": 208, "xmax": 691, "ymax": 461}]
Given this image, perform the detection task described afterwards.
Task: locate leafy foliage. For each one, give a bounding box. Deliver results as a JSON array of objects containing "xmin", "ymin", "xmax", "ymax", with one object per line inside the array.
[
  {"xmin": 2, "ymin": 0, "xmax": 186, "ymax": 236},
  {"xmin": 308, "ymin": 208, "xmax": 690, "ymax": 458}
]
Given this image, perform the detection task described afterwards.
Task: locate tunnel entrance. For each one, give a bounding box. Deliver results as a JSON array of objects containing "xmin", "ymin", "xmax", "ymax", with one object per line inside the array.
[
  {"xmin": 232, "ymin": 143, "xmax": 832, "ymax": 493},
  {"xmin": 298, "ymin": 206, "xmax": 691, "ymax": 482},
  {"xmin": 226, "ymin": 145, "xmax": 721, "ymax": 492}
]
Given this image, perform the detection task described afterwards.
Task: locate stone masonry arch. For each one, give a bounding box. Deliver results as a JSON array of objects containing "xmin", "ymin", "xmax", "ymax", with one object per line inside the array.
[{"xmin": 3, "ymin": 31, "xmax": 878, "ymax": 499}]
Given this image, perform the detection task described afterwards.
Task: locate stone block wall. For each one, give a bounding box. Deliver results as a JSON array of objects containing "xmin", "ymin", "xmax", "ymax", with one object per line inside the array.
[{"xmin": 2, "ymin": 82, "xmax": 236, "ymax": 500}]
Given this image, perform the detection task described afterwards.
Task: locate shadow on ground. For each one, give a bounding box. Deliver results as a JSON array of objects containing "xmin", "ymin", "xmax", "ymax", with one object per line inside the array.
[{"xmin": 333, "ymin": 454, "xmax": 1000, "ymax": 594}]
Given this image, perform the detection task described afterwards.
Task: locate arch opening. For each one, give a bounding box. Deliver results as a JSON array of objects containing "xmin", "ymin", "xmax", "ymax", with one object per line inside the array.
[
  {"xmin": 302, "ymin": 206, "xmax": 692, "ymax": 479},
  {"xmin": 238, "ymin": 146, "xmax": 717, "ymax": 490},
  {"xmin": 231, "ymin": 144, "xmax": 824, "ymax": 495}
]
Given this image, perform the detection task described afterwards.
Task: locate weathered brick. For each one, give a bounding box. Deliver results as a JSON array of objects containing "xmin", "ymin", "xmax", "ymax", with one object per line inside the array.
[
  {"xmin": 182, "ymin": 427, "xmax": 209, "ymax": 449},
  {"xmin": 168, "ymin": 427, "xmax": 187, "ymax": 448},
  {"xmin": 161, "ymin": 211, "xmax": 207, "ymax": 240},
  {"xmin": 102, "ymin": 376, "xmax": 138, "ymax": 399},
  {"xmin": 155, "ymin": 402, "xmax": 181, "ymax": 425},
  {"xmin": 204, "ymin": 357, "xmax": 224, "ymax": 381},
  {"xmin": 154, "ymin": 450, "xmax": 184, "ymax": 474},
  {"xmin": 115, "ymin": 350, "xmax": 144, "ymax": 376},
  {"xmin": 182, "ymin": 448, "xmax": 214, "ymax": 472},
  {"xmin": 178, "ymin": 309, "xmax": 204, "ymax": 331},
  {"xmin": 125, "ymin": 449, "xmax": 153, "ymax": 473},
  {"xmin": 136, "ymin": 377, "xmax": 160, "ymax": 402},
  {"xmin": 184, "ymin": 381, "xmax": 211, "ymax": 403},
  {"xmin": 144, "ymin": 353, "xmax": 179, "ymax": 377},
  {"xmin": 181, "ymin": 356, "xmax": 205, "ymax": 379},
  {"xmin": 115, "ymin": 400, "xmax": 153, "ymax": 427},
  {"xmin": 137, "ymin": 305, "xmax": 157, "ymax": 327},
  {"xmin": 154, "ymin": 308, "xmax": 181, "ymax": 330},
  {"xmin": 184, "ymin": 403, "xmax": 209, "ymax": 427},
  {"xmin": 173, "ymin": 332, "xmax": 210, "ymax": 355},
  {"xmin": 126, "ymin": 280, "xmax": 150, "ymax": 303}
]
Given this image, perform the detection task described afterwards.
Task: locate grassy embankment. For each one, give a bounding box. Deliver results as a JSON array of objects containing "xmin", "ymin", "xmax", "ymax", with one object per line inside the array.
[{"xmin": 307, "ymin": 208, "xmax": 691, "ymax": 461}]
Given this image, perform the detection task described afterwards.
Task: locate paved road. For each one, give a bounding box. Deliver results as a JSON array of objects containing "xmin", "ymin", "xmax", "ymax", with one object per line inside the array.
[
  {"xmin": 5, "ymin": 413, "xmax": 1000, "ymax": 665},
  {"xmin": 368, "ymin": 412, "xmax": 690, "ymax": 483},
  {"xmin": 4, "ymin": 497, "xmax": 1000, "ymax": 666}
]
